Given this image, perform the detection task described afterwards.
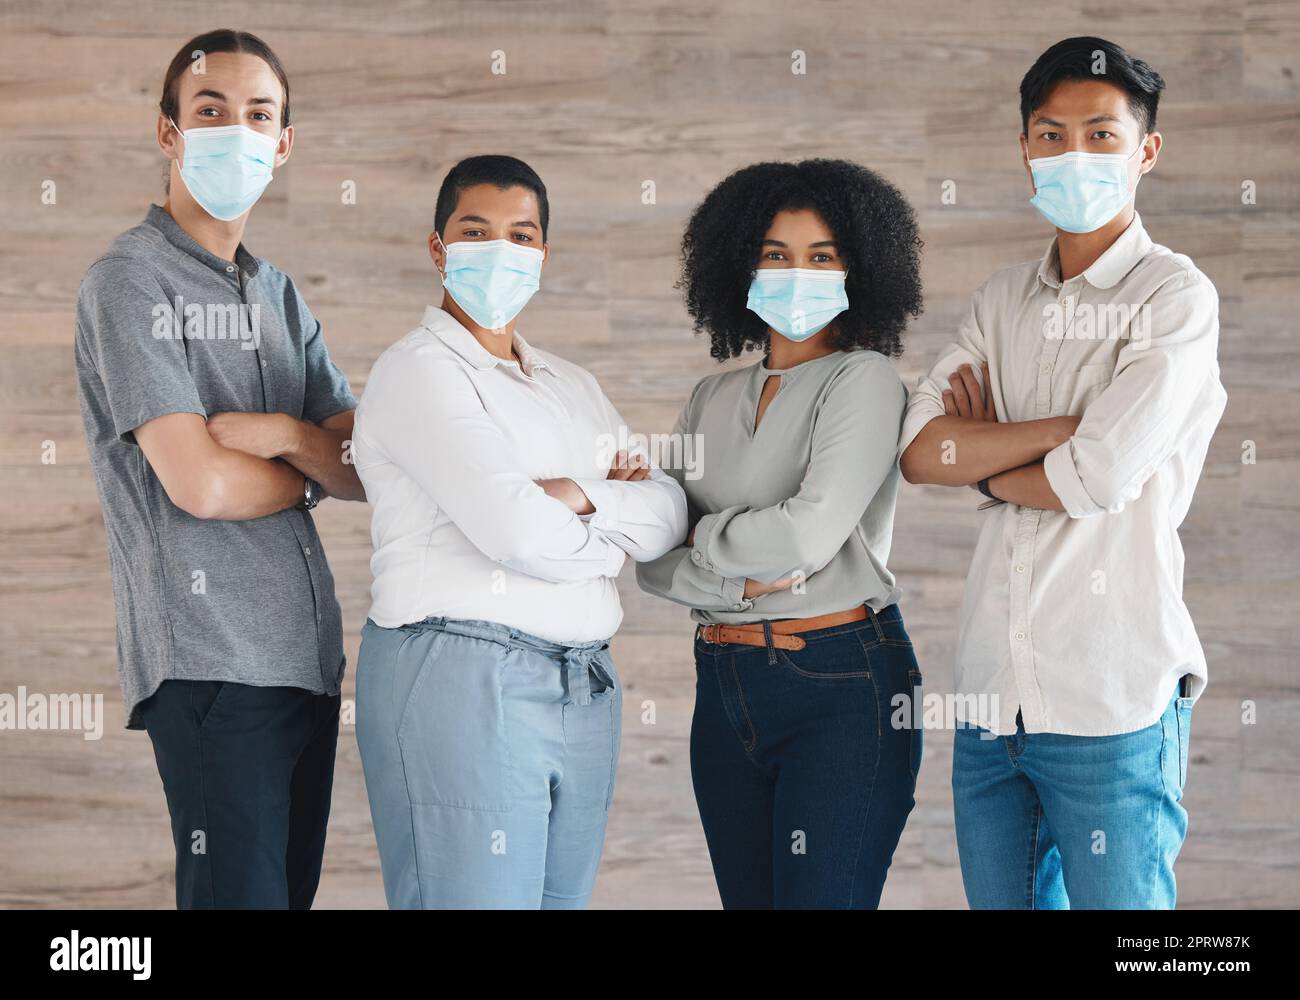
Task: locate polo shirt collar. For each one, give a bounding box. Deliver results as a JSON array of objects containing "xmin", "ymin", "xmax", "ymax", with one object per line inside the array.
[
  {"xmin": 145, "ymin": 203, "xmax": 261, "ymax": 279},
  {"xmin": 419, "ymin": 305, "xmax": 557, "ymax": 378},
  {"xmin": 1034, "ymin": 212, "xmax": 1152, "ymax": 292}
]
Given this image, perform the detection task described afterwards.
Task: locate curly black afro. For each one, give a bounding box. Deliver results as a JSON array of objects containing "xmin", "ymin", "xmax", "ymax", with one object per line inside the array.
[{"xmin": 678, "ymin": 159, "xmax": 923, "ymax": 361}]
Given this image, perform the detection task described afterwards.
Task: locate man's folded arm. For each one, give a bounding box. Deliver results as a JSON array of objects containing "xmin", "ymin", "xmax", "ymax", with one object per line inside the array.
[
  {"xmin": 134, "ymin": 413, "xmax": 305, "ymax": 520},
  {"xmin": 1042, "ymin": 271, "xmax": 1225, "ymax": 517},
  {"xmin": 283, "ymin": 409, "xmax": 365, "ymax": 500},
  {"xmin": 898, "ymin": 287, "xmax": 1076, "ymax": 486}
]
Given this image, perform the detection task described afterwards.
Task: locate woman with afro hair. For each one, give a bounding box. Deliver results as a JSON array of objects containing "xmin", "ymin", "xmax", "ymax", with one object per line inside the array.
[{"xmin": 636, "ymin": 158, "xmax": 925, "ymax": 909}]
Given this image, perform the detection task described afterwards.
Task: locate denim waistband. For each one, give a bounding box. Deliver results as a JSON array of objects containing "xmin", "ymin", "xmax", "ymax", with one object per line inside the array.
[{"xmin": 395, "ymin": 615, "xmax": 613, "ymax": 707}]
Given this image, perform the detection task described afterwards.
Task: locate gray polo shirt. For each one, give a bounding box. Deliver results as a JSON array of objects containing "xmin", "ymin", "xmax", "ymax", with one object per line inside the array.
[
  {"xmin": 74, "ymin": 204, "xmax": 358, "ymax": 729},
  {"xmin": 635, "ymin": 349, "xmax": 906, "ymax": 623}
]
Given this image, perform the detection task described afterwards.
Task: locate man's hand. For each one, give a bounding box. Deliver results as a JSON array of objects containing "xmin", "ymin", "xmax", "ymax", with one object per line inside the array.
[
  {"xmin": 207, "ymin": 409, "xmax": 365, "ymax": 501},
  {"xmin": 206, "ymin": 412, "xmax": 295, "ymax": 460},
  {"xmin": 943, "ymin": 362, "xmax": 997, "ymax": 421},
  {"xmin": 900, "ymin": 356, "xmax": 1080, "ymax": 487}
]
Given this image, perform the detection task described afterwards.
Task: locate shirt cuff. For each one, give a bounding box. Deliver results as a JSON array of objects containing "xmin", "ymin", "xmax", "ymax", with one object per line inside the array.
[
  {"xmin": 719, "ymin": 574, "xmax": 755, "ymax": 613},
  {"xmin": 690, "ymin": 511, "xmax": 723, "ymax": 573},
  {"xmin": 573, "ymin": 477, "xmax": 622, "ymax": 530},
  {"xmin": 1043, "ymin": 440, "xmax": 1100, "ymax": 518}
]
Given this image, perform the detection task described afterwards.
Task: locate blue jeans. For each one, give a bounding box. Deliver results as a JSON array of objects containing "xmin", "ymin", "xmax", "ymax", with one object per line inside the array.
[
  {"xmin": 355, "ymin": 616, "xmax": 621, "ymax": 909},
  {"xmin": 690, "ymin": 604, "xmax": 922, "ymax": 908},
  {"xmin": 952, "ymin": 683, "xmax": 1194, "ymax": 909}
]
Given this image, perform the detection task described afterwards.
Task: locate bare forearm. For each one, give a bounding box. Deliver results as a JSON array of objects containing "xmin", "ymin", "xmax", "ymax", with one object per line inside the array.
[
  {"xmin": 901, "ymin": 415, "xmax": 1075, "ymax": 486},
  {"xmin": 282, "ymin": 419, "xmax": 365, "ymax": 501},
  {"xmin": 986, "ymin": 461, "xmax": 1065, "ymax": 512},
  {"xmin": 200, "ymin": 451, "xmax": 304, "ymax": 520}
]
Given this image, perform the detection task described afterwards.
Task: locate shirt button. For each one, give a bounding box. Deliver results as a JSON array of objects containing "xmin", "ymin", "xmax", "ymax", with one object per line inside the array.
[
  {"xmin": 1015, "ymin": 630, "xmax": 1026, "ymax": 641},
  {"xmin": 1016, "ymin": 564, "xmax": 1025, "ymax": 573},
  {"xmin": 226, "ymin": 265, "xmax": 236, "ymax": 273},
  {"xmin": 261, "ymin": 360, "xmax": 268, "ymax": 367},
  {"xmin": 1039, "ymin": 363, "xmax": 1052, "ymax": 375},
  {"xmin": 303, "ymin": 547, "xmax": 312, "ymax": 556},
  {"xmin": 691, "ymin": 551, "xmax": 703, "ymax": 564}
]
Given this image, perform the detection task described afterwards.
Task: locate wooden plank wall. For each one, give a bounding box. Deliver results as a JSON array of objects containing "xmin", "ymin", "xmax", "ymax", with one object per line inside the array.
[{"xmin": 0, "ymin": 0, "xmax": 1296, "ymax": 908}]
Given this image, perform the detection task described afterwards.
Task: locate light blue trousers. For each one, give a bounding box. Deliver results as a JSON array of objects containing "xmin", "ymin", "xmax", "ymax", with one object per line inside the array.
[{"xmin": 356, "ymin": 615, "xmax": 621, "ymax": 909}]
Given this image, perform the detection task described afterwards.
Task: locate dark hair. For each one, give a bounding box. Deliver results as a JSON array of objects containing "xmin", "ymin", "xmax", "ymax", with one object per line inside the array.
[
  {"xmin": 434, "ymin": 155, "xmax": 550, "ymax": 242},
  {"xmin": 1020, "ymin": 37, "xmax": 1165, "ymax": 135},
  {"xmin": 159, "ymin": 29, "xmax": 291, "ymax": 128},
  {"xmin": 678, "ymin": 159, "xmax": 923, "ymax": 361}
]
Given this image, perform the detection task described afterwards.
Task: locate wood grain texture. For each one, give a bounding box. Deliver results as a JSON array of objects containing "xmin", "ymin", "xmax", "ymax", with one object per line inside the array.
[{"xmin": 0, "ymin": 0, "xmax": 1296, "ymax": 909}]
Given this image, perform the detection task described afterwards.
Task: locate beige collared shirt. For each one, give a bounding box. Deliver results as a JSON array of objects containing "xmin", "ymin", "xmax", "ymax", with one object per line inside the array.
[
  {"xmin": 353, "ymin": 305, "xmax": 688, "ymax": 643},
  {"xmin": 900, "ymin": 214, "xmax": 1227, "ymax": 736}
]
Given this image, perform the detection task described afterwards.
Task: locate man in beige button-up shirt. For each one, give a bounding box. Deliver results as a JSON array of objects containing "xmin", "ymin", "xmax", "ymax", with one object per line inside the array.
[
  {"xmin": 900, "ymin": 36, "xmax": 1226, "ymax": 909},
  {"xmin": 900, "ymin": 212, "xmax": 1223, "ymax": 739}
]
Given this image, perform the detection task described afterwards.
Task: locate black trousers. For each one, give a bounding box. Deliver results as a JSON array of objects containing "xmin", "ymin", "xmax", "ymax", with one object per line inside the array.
[{"xmin": 138, "ymin": 679, "xmax": 341, "ymax": 909}]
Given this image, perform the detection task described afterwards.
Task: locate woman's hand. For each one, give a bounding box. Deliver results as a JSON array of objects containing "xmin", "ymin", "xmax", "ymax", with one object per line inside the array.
[
  {"xmin": 607, "ymin": 450, "xmax": 650, "ymax": 481},
  {"xmin": 743, "ymin": 576, "xmax": 795, "ymax": 599}
]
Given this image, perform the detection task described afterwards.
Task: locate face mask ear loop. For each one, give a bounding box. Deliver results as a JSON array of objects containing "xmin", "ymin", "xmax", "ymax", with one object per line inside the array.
[
  {"xmin": 167, "ymin": 117, "xmax": 185, "ymax": 163},
  {"xmin": 1130, "ymin": 133, "xmax": 1150, "ymax": 177},
  {"xmin": 434, "ymin": 232, "xmax": 449, "ymax": 283}
]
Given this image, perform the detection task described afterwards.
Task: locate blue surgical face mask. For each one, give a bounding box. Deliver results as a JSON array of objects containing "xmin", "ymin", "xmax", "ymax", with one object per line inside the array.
[
  {"xmin": 170, "ymin": 118, "xmax": 280, "ymax": 222},
  {"xmin": 437, "ymin": 235, "xmax": 544, "ymax": 330},
  {"xmin": 746, "ymin": 267, "xmax": 849, "ymax": 342},
  {"xmin": 1028, "ymin": 139, "xmax": 1145, "ymax": 234}
]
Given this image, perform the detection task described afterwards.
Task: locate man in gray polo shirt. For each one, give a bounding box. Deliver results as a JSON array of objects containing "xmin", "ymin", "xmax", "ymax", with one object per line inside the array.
[{"xmin": 74, "ymin": 29, "xmax": 362, "ymax": 908}]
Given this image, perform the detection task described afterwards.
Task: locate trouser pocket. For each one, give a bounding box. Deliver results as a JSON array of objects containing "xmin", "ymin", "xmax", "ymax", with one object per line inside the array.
[
  {"xmin": 1175, "ymin": 696, "xmax": 1194, "ymax": 790},
  {"xmin": 396, "ymin": 630, "xmax": 514, "ymax": 812}
]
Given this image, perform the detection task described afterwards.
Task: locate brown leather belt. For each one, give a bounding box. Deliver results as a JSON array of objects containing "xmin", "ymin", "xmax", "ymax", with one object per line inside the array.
[{"xmin": 696, "ymin": 605, "xmax": 871, "ymax": 651}]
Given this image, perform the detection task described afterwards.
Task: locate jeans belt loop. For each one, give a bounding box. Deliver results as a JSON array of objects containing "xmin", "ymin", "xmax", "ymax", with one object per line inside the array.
[{"xmin": 761, "ymin": 620, "xmax": 777, "ymax": 664}]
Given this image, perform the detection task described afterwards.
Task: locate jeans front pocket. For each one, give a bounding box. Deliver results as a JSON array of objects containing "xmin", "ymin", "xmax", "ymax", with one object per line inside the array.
[
  {"xmin": 1176, "ymin": 696, "xmax": 1194, "ymax": 790},
  {"xmin": 862, "ymin": 635, "xmax": 923, "ymax": 786},
  {"xmin": 396, "ymin": 630, "xmax": 514, "ymax": 812},
  {"xmin": 773, "ymin": 630, "xmax": 872, "ymax": 680},
  {"xmin": 907, "ymin": 669, "xmax": 924, "ymax": 782}
]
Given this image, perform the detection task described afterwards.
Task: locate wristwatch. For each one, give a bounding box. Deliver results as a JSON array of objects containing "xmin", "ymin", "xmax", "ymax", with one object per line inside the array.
[
  {"xmin": 976, "ymin": 477, "xmax": 1005, "ymax": 511},
  {"xmin": 296, "ymin": 475, "xmax": 322, "ymax": 511}
]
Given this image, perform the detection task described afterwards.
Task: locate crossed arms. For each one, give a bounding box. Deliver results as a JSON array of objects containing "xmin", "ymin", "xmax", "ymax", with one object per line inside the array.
[
  {"xmin": 636, "ymin": 356, "xmax": 906, "ymax": 610},
  {"xmin": 359, "ymin": 348, "xmax": 688, "ymax": 584},
  {"xmin": 135, "ymin": 409, "xmax": 364, "ymax": 521},
  {"xmin": 899, "ymin": 269, "xmax": 1223, "ymax": 516},
  {"xmin": 898, "ymin": 360, "xmax": 1076, "ymax": 511}
]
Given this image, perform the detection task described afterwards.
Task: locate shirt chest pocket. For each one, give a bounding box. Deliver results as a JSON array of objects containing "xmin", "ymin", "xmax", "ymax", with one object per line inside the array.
[{"xmin": 1055, "ymin": 361, "xmax": 1113, "ymax": 415}]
